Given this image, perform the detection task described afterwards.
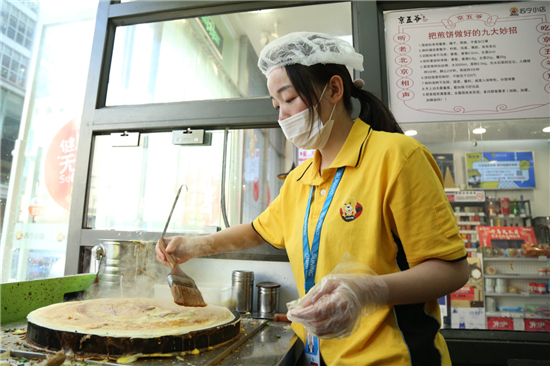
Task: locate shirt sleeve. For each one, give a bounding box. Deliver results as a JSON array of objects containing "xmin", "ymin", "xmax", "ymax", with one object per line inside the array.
[
  {"xmin": 252, "ymin": 180, "xmax": 288, "ymax": 250},
  {"xmin": 387, "ymin": 146, "xmax": 467, "ymax": 267}
]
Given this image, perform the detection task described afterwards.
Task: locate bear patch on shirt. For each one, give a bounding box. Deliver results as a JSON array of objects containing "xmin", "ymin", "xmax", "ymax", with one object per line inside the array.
[{"xmin": 340, "ymin": 197, "xmax": 363, "ymax": 222}]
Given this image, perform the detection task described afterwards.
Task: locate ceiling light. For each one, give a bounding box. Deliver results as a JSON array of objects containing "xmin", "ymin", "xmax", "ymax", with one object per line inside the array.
[
  {"xmin": 404, "ymin": 130, "xmax": 417, "ymax": 136},
  {"xmin": 543, "ymin": 126, "xmax": 550, "ymax": 133},
  {"xmin": 473, "ymin": 127, "xmax": 486, "ymax": 134}
]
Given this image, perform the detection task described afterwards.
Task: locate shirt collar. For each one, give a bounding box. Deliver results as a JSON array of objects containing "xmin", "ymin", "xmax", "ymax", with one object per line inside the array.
[{"xmin": 296, "ymin": 118, "xmax": 372, "ymax": 185}]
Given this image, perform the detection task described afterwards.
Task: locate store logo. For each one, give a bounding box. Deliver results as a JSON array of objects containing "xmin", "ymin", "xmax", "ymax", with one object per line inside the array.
[
  {"xmin": 397, "ymin": 14, "xmax": 425, "ymax": 24},
  {"xmin": 340, "ymin": 197, "xmax": 363, "ymax": 222},
  {"xmin": 510, "ymin": 7, "xmax": 519, "ymax": 16}
]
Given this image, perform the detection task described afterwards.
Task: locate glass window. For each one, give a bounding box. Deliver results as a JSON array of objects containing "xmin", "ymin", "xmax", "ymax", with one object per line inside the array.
[
  {"xmin": 1, "ymin": 2, "xmax": 36, "ymax": 51},
  {"xmin": 106, "ymin": 2, "xmax": 353, "ymax": 106},
  {"xmin": 0, "ymin": 44, "xmax": 29, "ymax": 88},
  {"xmin": 86, "ymin": 127, "xmax": 289, "ymax": 233},
  {"xmin": 0, "ymin": 2, "xmax": 99, "ymax": 283},
  {"xmin": 0, "ymin": 88, "xmax": 25, "ymax": 231}
]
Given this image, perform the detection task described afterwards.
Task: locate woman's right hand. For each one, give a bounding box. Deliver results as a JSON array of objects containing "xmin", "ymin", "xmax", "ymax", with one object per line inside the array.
[{"xmin": 155, "ymin": 236, "xmax": 196, "ymax": 266}]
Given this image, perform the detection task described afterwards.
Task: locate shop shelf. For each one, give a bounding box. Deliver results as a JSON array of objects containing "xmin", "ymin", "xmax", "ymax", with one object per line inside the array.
[
  {"xmin": 459, "ymin": 230, "xmax": 478, "ymax": 234},
  {"xmin": 454, "ymin": 212, "xmax": 485, "ymax": 217},
  {"xmin": 488, "ymin": 214, "xmax": 530, "ymax": 219},
  {"xmin": 483, "ymin": 257, "xmax": 549, "ymax": 261},
  {"xmin": 457, "ymin": 221, "xmax": 482, "ymax": 225},
  {"xmin": 485, "ymin": 275, "xmax": 550, "ymax": 279},
  {"xmin": 485, "ymin": 292, "xmax": 549, "ymax": 297},
  {"xmin": 486, "ymin": 311, "xmax": 550, "ymax": 319}
]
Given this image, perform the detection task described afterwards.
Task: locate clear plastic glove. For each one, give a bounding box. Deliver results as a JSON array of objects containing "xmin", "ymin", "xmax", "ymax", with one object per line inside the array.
[
  {"xmin": 155, "ymin": 236, "xmax": 196, "ymax": 266},
  {"xmin": 286, "ymin": 253, "xmax": 389, "ymax": 339}
]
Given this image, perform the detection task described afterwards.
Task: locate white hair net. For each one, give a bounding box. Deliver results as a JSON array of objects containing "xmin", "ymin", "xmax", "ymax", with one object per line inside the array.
[{"xmin": 258, "ymin": 32, "xmax": 364, "ymax": 76}]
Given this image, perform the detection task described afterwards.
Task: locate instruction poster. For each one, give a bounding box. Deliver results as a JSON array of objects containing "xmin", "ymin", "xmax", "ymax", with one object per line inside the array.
[
  {"xmin": 465, "ymin": 151, "xmax": 536, "ymax": 189},
  {"xmin": 384, "ymin": 1, "xmax": 550, "ymax": 122}
]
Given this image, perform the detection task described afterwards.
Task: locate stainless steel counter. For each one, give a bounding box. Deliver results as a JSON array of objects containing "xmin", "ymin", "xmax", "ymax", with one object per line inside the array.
[{"xmin": 1, "ymin": 316, "xmax": 298, "ymax": 366}]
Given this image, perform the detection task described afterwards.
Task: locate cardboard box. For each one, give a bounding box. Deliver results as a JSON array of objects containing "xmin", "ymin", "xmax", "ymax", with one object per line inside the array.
[
  {"xmin": 451, "ymin": 307, "xmax": 486, "ymax": 329},
  {"xmin": 524, "ymin": 318, "xmax": 550, "ymax": 332},
  {"xmin": 487, "ymin": 316, "xmax": 514, "ymax": 330},
  {"xmin": 451, "ymin": 257, "xmax": 484, "ymax": 307}
]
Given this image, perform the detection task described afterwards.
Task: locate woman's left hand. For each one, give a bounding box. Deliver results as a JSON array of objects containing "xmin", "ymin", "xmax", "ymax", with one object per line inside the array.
[{"xmin": 287, "ymin": 272, "xmax": 388, "ymax": 339}]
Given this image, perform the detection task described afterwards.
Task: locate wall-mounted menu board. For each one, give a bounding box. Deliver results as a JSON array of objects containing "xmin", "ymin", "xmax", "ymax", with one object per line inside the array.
[
  {"xmin": 465, "ymin": 151, "xmax": 536, "ymax": 189},
  {"xmin": 384, "ymin": 2, "xmax": 550, "ymax": 123}
]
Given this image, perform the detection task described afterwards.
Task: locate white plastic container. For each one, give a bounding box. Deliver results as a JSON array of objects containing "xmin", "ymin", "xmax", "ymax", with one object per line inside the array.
[{"xmin": 154, "ymin": 283, "xmax": 232, "ymax": 307}]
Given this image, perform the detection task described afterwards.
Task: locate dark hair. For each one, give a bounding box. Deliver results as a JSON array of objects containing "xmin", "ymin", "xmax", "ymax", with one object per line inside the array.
[{"xmin": 284, "ymin": 64, "xmax": 403, "ymax": 134}]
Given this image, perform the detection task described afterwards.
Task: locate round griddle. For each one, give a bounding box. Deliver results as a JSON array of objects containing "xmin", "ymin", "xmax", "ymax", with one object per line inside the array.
[{"xmin": 26, "ymin": 308, "xmax": 241, "ymax": 356}]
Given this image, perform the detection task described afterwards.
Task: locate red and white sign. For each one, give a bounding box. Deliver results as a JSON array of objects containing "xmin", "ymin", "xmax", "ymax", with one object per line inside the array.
[
  {"xmin": 450, "ymin": 285, "xmax": 475, "ymax": 301},
  {"xmin": 487, "ymin": 316, "xmax": 514, "ymax": 330},
  {"xmin": 28, "ymin": 197, "xmax": 43, "ymax": 217},
  {"xmin": 384, "ymin": 2, "xmax": 550, "ymax": 122},
  {"xmin": 524, "ymin": 318, "xmax": 550, "ymax": 332},
  {"xmin": 446, "ymin": 190, "xmax": 486, "ymax": 202},
  {"xmin": 477, "ymin": 226, "xmax": 538, "ymax": 247},
  {"xmin": 44, "ymin": 119, "xmax": 79, "ymax": 210}
]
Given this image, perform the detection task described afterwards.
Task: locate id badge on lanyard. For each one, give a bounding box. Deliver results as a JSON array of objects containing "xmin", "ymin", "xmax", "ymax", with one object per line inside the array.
[{"xmin": 303, "ymin": 167, "xmax": 344, "ymax": 366}]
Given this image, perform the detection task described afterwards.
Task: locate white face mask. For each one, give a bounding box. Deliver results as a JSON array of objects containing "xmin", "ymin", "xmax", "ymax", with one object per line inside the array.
[{"xmin": 278, "ymin": 84, "xmax": 336, "ymax": 150}]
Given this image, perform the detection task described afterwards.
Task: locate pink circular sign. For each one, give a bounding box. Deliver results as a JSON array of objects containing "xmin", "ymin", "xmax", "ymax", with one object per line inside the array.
[{"xmin": 44, "ymin": 119, "xmax": 79, "ymax": 210}]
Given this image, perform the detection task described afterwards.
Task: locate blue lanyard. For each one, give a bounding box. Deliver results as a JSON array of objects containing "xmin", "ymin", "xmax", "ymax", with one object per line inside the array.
[{"xmin": 302, "ymin": 167, "xmax": 345, "ymax": 293}]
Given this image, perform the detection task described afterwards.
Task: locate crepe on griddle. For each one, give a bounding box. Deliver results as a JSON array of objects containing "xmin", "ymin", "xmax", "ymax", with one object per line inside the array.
[{"xmin": 27, "ymin": 298, "xmax": 235, "ymax": 338}]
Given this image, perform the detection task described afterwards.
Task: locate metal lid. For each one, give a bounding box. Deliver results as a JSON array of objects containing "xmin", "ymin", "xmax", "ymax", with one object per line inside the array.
[
  {"xmin": 256, "ymin": 281, "xmax": 281, "ymax": 288},
  {"xmin": 232, "ymin": 270, "xmax": 254, "ymax": 281}
]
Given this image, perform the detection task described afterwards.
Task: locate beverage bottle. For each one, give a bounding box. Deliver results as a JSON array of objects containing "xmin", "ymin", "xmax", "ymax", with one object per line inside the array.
[
  {"xmin": 519, "ymin": 195, "xmax": 526, "ymax": 215},
  {"xmin": 500, "ymin": 197, "xmax": 510, "ymax": 215},
  {"xmin": 510, "ymin": 197, "xmax": 519, "ymax": 216},
  {"xmin": 487, "ymin": 197, "xmax": 497, "ymax": 215}
]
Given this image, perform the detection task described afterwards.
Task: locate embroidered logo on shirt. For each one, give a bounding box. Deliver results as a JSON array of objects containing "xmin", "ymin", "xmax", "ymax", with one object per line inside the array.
[{"xmin": 339, "ymin": 197, "xmax": 363, "ymax": 222}]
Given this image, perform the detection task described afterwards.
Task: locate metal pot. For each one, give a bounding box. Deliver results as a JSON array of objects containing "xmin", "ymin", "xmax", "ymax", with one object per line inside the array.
[{"xmin": 91, "ymin": 240, "xmax": 158, "ymax": 297}]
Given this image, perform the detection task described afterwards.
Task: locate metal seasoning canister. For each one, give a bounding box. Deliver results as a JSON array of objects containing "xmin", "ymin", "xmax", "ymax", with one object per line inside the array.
[
  {"xmin": 256, "ymin": 282, "xmax": 281, "ymax": 316},
  {"xmin": 232, "ymin": 270, "xmax": 254, "ymax": 313}
]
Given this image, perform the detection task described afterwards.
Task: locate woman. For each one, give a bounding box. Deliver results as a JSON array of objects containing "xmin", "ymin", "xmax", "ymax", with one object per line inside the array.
[{"xmin": 156, "ymin": 32, "xmax": 469, "ymax": 365}]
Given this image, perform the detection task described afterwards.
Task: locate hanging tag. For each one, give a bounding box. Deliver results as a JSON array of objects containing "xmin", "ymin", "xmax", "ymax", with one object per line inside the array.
[
  {"xmin": 305, "ymin": 331, "xmax": 321, "ymax": 366},
  {"xmin": 110, "ymin": 131, "xmax": 140, "ymax": 147},
  {"xmin": 172, "ymin": 129, "xmax": 212, "ymax": 146}
]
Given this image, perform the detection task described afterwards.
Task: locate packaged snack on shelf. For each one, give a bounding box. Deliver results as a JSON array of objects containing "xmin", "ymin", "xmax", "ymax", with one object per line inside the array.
[
  {"xmin": 525, "ymin": 304, "xmax": 550, "ymax": 315},
  {"xmin": 497, "ymin": 306, "xmax": 523, "ymax": 312},
  {"xmin": 482, "ymin": 247, "xmax": 493, "ymax": 257},
  {"xmin": 522, "ymin": 243, "xmax": 550, "ymax": 257},
  {"xmin": 505, "ymin": 248, "xmax": 519, "ymax": 257}
]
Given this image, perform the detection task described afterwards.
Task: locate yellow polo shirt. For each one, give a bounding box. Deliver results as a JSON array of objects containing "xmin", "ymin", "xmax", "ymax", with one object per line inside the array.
[{"xmin": 252, "ymin": 119, "xmax": 467, "ymax": 366}]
